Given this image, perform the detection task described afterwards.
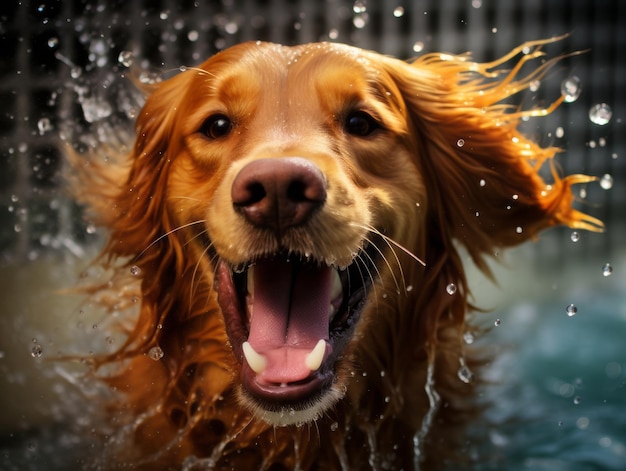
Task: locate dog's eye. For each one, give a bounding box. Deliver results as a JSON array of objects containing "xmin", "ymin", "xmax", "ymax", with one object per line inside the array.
[
  {"xmin": 344, "ymin": 111, "xmax": 380, "ymax": 137},
  {"xmin": 200, "ymin": 114, "xmax": 232, "ymax": 139}
]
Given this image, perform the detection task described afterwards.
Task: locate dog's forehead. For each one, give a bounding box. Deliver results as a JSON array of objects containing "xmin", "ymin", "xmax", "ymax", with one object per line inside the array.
[{"xmin": 198, "ymin": 42, "xmax": 388, "ymax": 100}]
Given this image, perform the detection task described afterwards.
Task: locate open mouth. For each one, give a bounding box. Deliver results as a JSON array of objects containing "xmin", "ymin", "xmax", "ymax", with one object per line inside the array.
[{"xmin": 215, "ymin": 242, "xmax": 379, "ymax": 425}]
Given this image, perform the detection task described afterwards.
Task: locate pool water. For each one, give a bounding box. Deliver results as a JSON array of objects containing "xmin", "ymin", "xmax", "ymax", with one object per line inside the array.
[{"xmin": 464, "ymin": 289, "xmax": 626, "ymax": 470}]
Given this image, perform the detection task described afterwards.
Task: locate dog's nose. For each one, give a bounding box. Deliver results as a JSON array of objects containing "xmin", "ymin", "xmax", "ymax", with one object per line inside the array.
[{"xmin": 231, "ymin": 157, "xmax": 327, "ymax": 238}]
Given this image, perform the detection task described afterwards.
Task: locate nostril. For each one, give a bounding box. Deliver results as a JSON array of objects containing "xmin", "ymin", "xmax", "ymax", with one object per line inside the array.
[
  {"xmin": 242, "ymin": 181, "xmax": 267, "ymax": 207},
  {"xmin": 286, "ymin": 180, "xmax": 308, "ymax": 202}
]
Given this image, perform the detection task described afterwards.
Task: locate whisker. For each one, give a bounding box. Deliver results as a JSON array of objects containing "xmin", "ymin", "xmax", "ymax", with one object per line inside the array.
[
  {"xmin": 189, "ymin": 232, "xmax": 214, "ymax": 313},
  {"xmin": 135, "ymin": 219, "xmax": 206, "ymax": 261},
  {"xmin": 353, "ymin": 251, "xmax": 380, "ymax": 313},
  {"xmin": 350, "ymin": 222, "xmax": 426, "ymax": 267},
  {"xmin": 361, "ymin": 233, "xmax": 403, "ymax": 294}
]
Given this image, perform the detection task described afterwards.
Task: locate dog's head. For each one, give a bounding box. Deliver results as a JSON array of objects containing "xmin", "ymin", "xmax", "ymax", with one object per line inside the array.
[{"xmin": 97, "ymin": 41, "xmax": 602, "ymax": 430}]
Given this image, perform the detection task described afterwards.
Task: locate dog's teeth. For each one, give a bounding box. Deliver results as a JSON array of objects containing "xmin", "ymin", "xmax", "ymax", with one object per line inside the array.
[
  {"xmin": 242, "ymin": 341, "xmax": 266, "ymax": 374},
  {"xmin": 305, "ymin": 339, "xmax": 326, "ymax": 372}
]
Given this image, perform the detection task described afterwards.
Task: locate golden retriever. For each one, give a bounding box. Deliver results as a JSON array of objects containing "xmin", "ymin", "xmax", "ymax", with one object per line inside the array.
[{"xmin": 70, "ymin": 39, "xmax": 602, "ymax": 469}]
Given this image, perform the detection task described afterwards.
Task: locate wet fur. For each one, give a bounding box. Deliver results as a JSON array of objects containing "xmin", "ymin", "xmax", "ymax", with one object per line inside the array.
[{"xmin": 69, "ymin": 39, "xmax": 602, "ymax": 469}]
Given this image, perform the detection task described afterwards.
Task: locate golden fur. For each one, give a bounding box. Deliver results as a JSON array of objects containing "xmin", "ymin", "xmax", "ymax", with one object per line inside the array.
[{"xmin": 69, "ymin": 39, "xmax": 602, "ymax": 469}]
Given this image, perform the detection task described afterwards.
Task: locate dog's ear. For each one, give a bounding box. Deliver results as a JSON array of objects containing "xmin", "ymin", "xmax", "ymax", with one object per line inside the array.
[
  {"xmin": 384, "ymin": 40, "xmax": 603, "ymax": 274},
  {"xmin": 96, "ymin": 70, "xmax": 196, "ymax": 263}
]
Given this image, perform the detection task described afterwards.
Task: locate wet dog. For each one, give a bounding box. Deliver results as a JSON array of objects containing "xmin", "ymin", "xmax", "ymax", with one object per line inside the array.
[{"xmin": 71, "ymin": 39, "xmax": 601, "ymax": 469}]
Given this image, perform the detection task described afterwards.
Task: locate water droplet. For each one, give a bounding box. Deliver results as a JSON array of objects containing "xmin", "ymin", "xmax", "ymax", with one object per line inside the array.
[
  {"xmin": 353, "ymin": 1, "xmax": 367, "ymax": 13},
  {"xmin": 561, "ymin": 76, "xmax": 582, "ymax": 103},
  {"xmin": 573, "ymin": 396, "xmax": 582, "ymax": 405},
  {"xmin": 602, "ymin": 263, "xmax": 613, "ymax": 277},
  {"xmin": 393, "ymin": 6, "xmax": 405, "ymax": 17},
  {"xmin": 566, "ymin": 303, "xmax": 577, "ymax": 317},
  {"xmin": 529, "ymin": 79, "xmax": 540, "ymax": 92},
  {"xmin": 571, "ymin": 231, "xmax": 580, "ymax": 242},
  {"xmin": 472, "ymin": 0, "xmax": 482, "ymax": 8},
  {"xmin": 446, "ymin": 283, "xmax": 457, "ymax": 295},
  {"xmin": 494, "ymin": 318, "xmax": 501, "ymax": 327},
  {"xmin": 118, "ymin": 50, "xmax": 133, "ymax": 67},
  {"xmin": 479, "ymin": 179, "xmax": 486, "ymax": 187},
  {"xmin": 589, "ymin": 103, "xmax": 612, "ymax": 125},
  {"xmin": 37, "ymin": 117, "xmax": 52, "ymax": 134},
  {"xmin": 31, "ymin": 344, "xmax": 43, "ymax": 358},
  {"xmin": 353, "ymin": 13, "xmax": 369, "ymax": 28},
  {"xmin": 456, "ymin": 138, "xmax": 465, "ymax": 147},
  {"xmin": 457, "ymin": 363, "xmax": 473, "ymax": 383},
  {"xmin": 515, "ymin": 226, "xmax": 523, "ymax": 234},
  {"xmin": 130, "ymin": 265, "xmax": 142, "ymax": 276},
  {"xmin": 463, "ymin": 331, "xmax": 475, "ymax": 344},
  {"xmin": 330, "ymin": 421, "xmax": 339, "ymax": 431},
  {"xmin": 47, "ymin": 37, "xmax": 59, "ymax": 48},
  {"xmin": 148, "ymin": 346, "xmax": 164, "ymax": 361},
  {"xmin": 555, "ymin": 126, "xmax": 565, "ymax": 138},
  {"xmin": 412, "ymin": 41, "xmax": 424, "ymax": 53},
  {"xmin": 599, "ymin": 174, "xmax": 613, "ymax": 190},
  {"xmin": 224, "ymin": 21, "xmax": 238, "ymax": 35},
  {"xmin": 187, "ymin": 30, "xmax": 199, "ymax": 42}
]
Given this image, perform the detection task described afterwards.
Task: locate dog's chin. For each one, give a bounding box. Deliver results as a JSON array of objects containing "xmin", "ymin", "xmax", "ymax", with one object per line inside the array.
[
  {"xmin": 214, "ymin": 240, "xmax": 380, "ymax": 427},
  {"xmin": 236, "ymin": 382, "xmax": 345, "ymax": 427}
]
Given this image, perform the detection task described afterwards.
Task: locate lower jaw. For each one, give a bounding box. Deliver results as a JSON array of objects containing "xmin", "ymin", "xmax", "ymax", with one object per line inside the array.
[{"xmin": 237, "ymin": 368, "xmax": 344, "ymax": 427}]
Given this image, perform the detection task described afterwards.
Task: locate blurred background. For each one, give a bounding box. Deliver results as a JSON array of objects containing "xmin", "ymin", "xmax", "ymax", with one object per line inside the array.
[{"xmin": 0, "ymin": 1, "xmax": 624, "ymax": 470}]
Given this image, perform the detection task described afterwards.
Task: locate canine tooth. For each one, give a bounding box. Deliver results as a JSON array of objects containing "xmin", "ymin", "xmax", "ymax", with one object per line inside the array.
[
  {"xmin": 305, "ymin": 339, "xmax": 326, "ymax": 372},
  {"xmin": 242, "ymin": 341, "xmax": 266, "ymax": 374}
]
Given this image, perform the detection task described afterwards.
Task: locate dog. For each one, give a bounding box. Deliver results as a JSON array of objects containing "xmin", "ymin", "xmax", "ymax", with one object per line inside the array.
[{"xmin": 70, "ymin": 39, "xmax": 602, "ymax": 469}]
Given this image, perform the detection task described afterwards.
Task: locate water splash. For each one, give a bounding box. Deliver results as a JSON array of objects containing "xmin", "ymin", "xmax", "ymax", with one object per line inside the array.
[{"xmin": 413, "ymin": 361, "xmax": 441, "ymax": 468}]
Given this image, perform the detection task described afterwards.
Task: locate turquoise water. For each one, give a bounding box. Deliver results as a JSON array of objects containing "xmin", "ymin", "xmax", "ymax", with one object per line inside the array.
[{"xmin": 466, "ymin": 289, "xmax": 626, "ymax": 471}]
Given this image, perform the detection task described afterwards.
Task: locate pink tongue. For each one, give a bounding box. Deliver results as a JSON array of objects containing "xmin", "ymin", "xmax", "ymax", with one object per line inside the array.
[{"xmin": 247, "ymin": 259, "xmax": 331, "ymax": 383}]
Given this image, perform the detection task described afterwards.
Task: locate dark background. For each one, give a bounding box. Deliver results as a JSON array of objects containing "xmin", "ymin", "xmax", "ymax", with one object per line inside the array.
[{"xmin": 0, "ymin": 0, "xmax": 624, "ymax": 268}]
